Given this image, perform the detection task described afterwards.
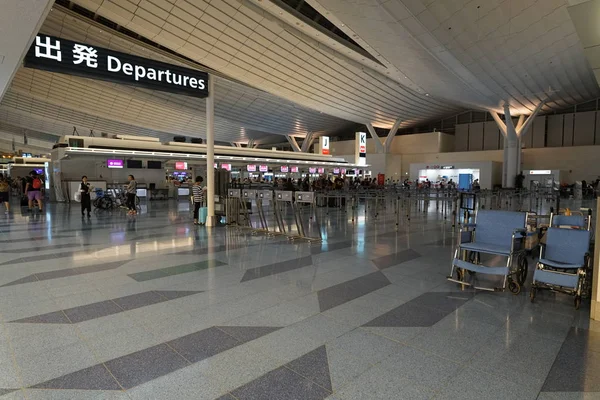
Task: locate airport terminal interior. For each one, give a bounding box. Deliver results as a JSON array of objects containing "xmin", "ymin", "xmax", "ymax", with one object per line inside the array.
[{"xmin": 2, "ymin": 0, "xmax": 600, "ymax": 399}]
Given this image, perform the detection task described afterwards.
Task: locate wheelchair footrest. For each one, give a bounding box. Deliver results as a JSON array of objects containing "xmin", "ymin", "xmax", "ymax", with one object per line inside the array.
[{"xmin": 453, "ymin": 259, "xmax": 509, "ymax": 276}]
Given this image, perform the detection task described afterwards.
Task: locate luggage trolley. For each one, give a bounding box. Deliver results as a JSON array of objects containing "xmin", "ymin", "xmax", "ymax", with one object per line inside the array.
[{"xmin": 448, "ymin": 210, "xmax": 529, "ymax": 294}]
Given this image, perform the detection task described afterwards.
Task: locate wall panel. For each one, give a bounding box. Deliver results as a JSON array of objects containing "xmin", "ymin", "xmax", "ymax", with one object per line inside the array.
[
  {"xmin": 532, "ymin": 116, "xmax": 546, "ymax": 148},
  {"xmin": 455, "ymin": 124, "xmax": 469, "ymax": 151},
  {"xmin": 520, "ymin": 118, "xmax": 533, "ymax": 148},
  {"xmin": 574, "ymin": 111, "xmax": 595, "ymax": 146},
  {"xmin": 547, "ymin": 114, "xmax": 564, "ymax": 147},
  {"xmin": 563, "ymin": 113, "xmax": 574, "ymax": 146},
  {"xmin": 468, "ymin": 122, "xmax": 484, "ymax": 151},
  {"xmin": 483, "ymin": 121, "xmax": 500, "ymax": 150}
]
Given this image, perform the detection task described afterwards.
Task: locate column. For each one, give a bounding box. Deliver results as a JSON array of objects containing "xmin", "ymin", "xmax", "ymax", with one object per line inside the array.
[{"xmin": 206, "ymin": 75, "xmax": 215, "ymax": 227}]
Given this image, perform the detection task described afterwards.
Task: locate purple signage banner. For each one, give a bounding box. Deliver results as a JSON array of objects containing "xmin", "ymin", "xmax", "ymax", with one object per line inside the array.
[{"xmin": 107, "ymin": 159, "xmax": 124, "ymax": 168}]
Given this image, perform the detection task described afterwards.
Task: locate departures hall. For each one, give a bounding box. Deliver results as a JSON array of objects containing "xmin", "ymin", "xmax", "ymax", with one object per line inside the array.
[{"xmin": 2, "ymin": 0, "xmax": 600, "ymax": 399}]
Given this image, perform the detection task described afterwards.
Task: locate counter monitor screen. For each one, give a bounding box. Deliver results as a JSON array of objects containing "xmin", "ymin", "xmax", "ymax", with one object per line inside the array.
[
  {"xmin": 175, "ymin": 161, "xmax": 187, "ymax": 170},
  {"xmin": 291, "ymin": 166, "xmax": 298, "ymax": 173},
  {"xmin": 309, "ymin": 167, "xmax": 316, "ymax": 174},
  {"xmin": 107, "ymin": 159, "xmax": 124, "ymax": 168},
  {"xmin": 127, "ymin": 160, "xmax": 143, "ymax": 169},
  {"xmin": 147, "ymin": 161, "xmax": 162, "ymax": 169},
  {"xmin": 221, "ymin": 163, "xmax": 231, "ymax": 171},
  {"xmin": 318, "ymin": 168, "xmax": 325, "ymax": 174},
  {"xmin": 281, "ymin": 166, "xmax": 289, "ymax": 173},
  {"xmin": 259, "ymin": 165, "xmax": 268, "ymax": 172},
  {"xmin": 333, "ymin": 168, "xmax": 340, "ymax": 174},
  {"xmin": 247, "ymin": 165, "xmax": 257, "ymax": 172}
]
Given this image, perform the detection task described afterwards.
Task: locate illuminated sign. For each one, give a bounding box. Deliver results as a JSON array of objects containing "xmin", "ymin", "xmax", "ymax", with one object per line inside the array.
[
  {"xmin": 441, "ymin": 165, "xmax": 454, "ymax": 169},
  {"xmin": 281, "ymin": 166, "xmax": 289, "ymax": 173},
  {"xmin": 291, "ymin": 166, "xmax": 299, "ymax": 173},
  {"xmin": 259, "ymin": 165, "xmax": 268, "ymax": 172},
  {"xmin": 25, "ymin": 34, "xmax": 209, "ymax": 98},
  {"xmin": 221, "ymin": 163, "xmax": 231, "ymax": 171},
  {"xmin": 247, "ymin": 165, "xmax": 257, "ymax": 172},
  {"xmin": 529, "ymin": 170, "xmax": 552, "ymax": 175},
  {"xmin": 356, "ymin": 132, "xmax": 366, "ymax": 166},
  {"xmin": 107, "ymin": 159, "xmax": 123, "ymax": 168},
  {"xmin": 341, "ymin": 168, "xmax": 347, "ymax": 174},
  {"xmin": 309, "ymin": 167, "xmax": 317, "ymax": 174},
  {"xmin": 320, "ymin": 136, "xmax": 330, "ymax": 155},
  {"xmin": 175, "ymin": 161, "xmax": 187, "ymax": 170},
  {"xmin": 318, "ymin": 167, "xmax": 325, "ymax": 174},
  {"xmin": 333, "ymin": 168, "xmax": 340, "ymax": 174}
]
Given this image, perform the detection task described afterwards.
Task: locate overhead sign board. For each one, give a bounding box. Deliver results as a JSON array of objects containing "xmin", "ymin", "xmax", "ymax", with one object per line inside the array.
[
  {"xmin": 281, "ymin": 166, "xmax": 289, "ymax": 173},
  {"xmin": 355, "ymin": 132, "xmax": 366, "ymax": 166},
  {"xmin": 529, "ymin": 170, "xmax": 552, "ymax": 175},
  {"xmin": 319, "ymin": 136, "xmax": 330, "ymax": 155},
  {"xmin": 24, "ymin": 34, "xmax": 209, "ymax": 98},
  {"xmin": 259, "ymin": 165, "xmax": 268, "ymax": 172},
  {"xmin": 247, "ymin": 165, "xmax": 257, "ymax": 172},
  {"xmin": 291, "ymin": 166, "xmax": 299, "ymax": 173},
  {"xmin": 107, "ymin": 159, "xmax": 123, "ymax": 168},
  {"xmin": 175, "ymin": 161, "xmax": 187, "ymax": 170}
]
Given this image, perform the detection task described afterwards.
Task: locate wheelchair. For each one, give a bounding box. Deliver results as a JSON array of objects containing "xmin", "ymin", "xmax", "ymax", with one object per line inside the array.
[
  {"xmin": 448, "ymin": 210, "xmax": 528, "ymax": 294},
  {"xmin": 530, "ymin": 226, "xmax": 591, "ymax": 309}
]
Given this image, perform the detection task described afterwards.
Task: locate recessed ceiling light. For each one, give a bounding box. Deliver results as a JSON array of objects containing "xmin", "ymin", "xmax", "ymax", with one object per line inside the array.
[{"xmin": 425, "ymin": 93, "xmax": 430, "ymax": 96}]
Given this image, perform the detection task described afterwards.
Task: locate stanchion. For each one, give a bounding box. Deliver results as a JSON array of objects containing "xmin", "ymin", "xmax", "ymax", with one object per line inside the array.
[{"xmin": 226, "ymin": 189, "xmax": 241, "ymax": 226}]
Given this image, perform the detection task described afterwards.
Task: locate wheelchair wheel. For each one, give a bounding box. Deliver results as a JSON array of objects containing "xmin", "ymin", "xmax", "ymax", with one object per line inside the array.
[
  {"xmin": 517, "ymin": 255, "xmax": 528, "ymax": 286},
  {"xmin": 574, "ymin": 296, "xmax": 581, "ymax": 310},
  {"xmin": 508, "ymin": 280, "xmax": 521, "ymax": 295}
]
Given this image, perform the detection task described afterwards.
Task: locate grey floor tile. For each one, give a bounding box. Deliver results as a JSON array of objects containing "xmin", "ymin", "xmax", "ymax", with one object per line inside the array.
[
  {"xmin": 363, "ymin": 302, "xmax": 449, "ymax": 327},
  {"xmin": 11, "ymin": 311, "xmax": 70, "ymax": 324},
  {"xmin": 285, "ymin": 345, "xmax": 332, "ymax": 391},
  {"xmin": 372, "ymin": 249, "xmax": 421, "ymax": 270},
  {"xmin": 311, "ymin": 241, "xmax": 354, "ymax": 255},
  {"xmin": 435, "ymin": 367, "xmax": 540, "ymax": 400},
  {"xmin": 104, "ymin": 344, "xmax": 189, "ymax": 389},
  {"xmin": 230, "ymin": 366, "xmax": 331, "ymax": 400},
  {"xmin": 216, "ymin": 326, "xmax": 281, "ymax": 344},
  {"xmin": 111, "ymin": 291, "xmax": 165, "ymax": 311},
  {"xmin": 166, "ymin": 327, "xmax": 241, "ymax": 363},
  {"xmin": 537, "ymin": 393, "xmax": 600, "ymax": 400},
  {"xmin": 407, "ymin": 291, "xmax": 473, "ymax": 314},
  {"xmin": 30, "ymin": 364, "xmax": 121, "ymax": 390},
  {"xmin": 63, "ymin": 300, "xmax": 123, "ymax": 323},
  {"xmin": 154, "ymin": 290, "xmax": 202, "ymax": 300},
  {"xmin": 317, "ymin": 271, "xmax": 391, "ymax": 312},
  {"xmin": 542, "ymin": 328, "xmax": 600, "ymax": 392},
  {"xmin": 0, "ymin": 390, "xmax": 15, "ymax": 397},
  {"xmin": 214, "ymin": 395, "xmax": 236, "ymax": 400},
  {"xmin": 240, "ymin": 255, "xmax": 313, "ymax": 282}
]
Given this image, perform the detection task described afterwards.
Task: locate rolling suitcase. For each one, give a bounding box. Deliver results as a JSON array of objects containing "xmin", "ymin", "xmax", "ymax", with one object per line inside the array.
[
  {"xmin": 20, "ymin": 195, "xmax": 28, "ymax": 207},
  {"xmin": 199, "ymin": 207, "xmax": 208, "ymax": 225}
]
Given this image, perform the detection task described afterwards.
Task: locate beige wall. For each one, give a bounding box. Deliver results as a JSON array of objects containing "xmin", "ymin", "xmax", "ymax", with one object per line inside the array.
[
  {"xmin": 330, "ymin": 132, "xmax": 452, "ymax": 157},
  {"xmin": 331, "ymin": 132, "xmax": 600, "ymax": 183}
]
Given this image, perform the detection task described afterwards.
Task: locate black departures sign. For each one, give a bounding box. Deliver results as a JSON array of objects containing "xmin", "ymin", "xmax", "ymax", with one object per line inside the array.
[{"xmin": 24, "ymin": 34, "xmax": 209, "ymax": 98}]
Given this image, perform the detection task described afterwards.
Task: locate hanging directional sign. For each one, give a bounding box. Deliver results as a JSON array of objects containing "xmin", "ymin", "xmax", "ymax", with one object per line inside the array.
[{"xmin": 24, "ymin": 34, "xmax": 209, "ymax": 98}]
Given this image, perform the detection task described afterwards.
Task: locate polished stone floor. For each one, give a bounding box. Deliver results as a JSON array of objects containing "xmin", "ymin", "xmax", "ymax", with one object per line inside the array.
[{"xmin": 0, "ymin": 200, "xmax": 598, "ymax": 399}]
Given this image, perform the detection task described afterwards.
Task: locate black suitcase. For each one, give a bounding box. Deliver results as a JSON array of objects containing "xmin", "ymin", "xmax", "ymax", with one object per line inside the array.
[{"xmin": 20, "ymin": 196, "xmax": 28, "ymax": 207}]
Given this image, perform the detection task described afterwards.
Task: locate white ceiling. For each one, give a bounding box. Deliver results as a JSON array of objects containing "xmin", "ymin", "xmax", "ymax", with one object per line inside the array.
[{"xmin": 1, "ymin": 0, "xmax": 598, "ymax": 151}]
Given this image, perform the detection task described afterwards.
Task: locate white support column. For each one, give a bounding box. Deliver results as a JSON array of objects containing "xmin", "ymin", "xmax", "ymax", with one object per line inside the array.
[
  {"xmin": 206, "ymin": 75, "xmax": 215, "ymax": 227},
  {"xmin": 301, "ymin": 132, "xmax": 315, "ymax": 152},
  {"xmin": 285, "ymin": 135, "xmax": 301, "ymax": 152},
  {"xmin": 491, "ymin": 102, "xmax": 544, "ymax": 188},
  {"xmin": 366, "ymin": 123, "xmax": 385, "ymax": 154},
  {"xmin": 384, "ymin": 118, "xmax": 402, "ymax": 152}
]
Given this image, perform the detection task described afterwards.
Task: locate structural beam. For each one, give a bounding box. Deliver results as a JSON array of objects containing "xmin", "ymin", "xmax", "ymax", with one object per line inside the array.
[
  {"xmin": 490, "ymin": 111, "xmax": 508, "ymax": 137},
  {"xmin": 366, "ymin": 123, "xmax": 385, "ymax": 154},
  {"xmin": 384, "ymin": 118, "xmax": 402, "ymax": 152},
  {"xmin": 301, "ymin": 132, "xmax": 315, "ymax": 152},
  {"xmin": 285, "ymin": 135, "xmax": 301, "ymax": 152}
]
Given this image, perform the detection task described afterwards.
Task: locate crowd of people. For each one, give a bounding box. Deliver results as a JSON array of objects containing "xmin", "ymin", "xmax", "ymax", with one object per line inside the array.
[{"xmin": 0, "ymin": 170, "xmax": 45, "ymax": 215}]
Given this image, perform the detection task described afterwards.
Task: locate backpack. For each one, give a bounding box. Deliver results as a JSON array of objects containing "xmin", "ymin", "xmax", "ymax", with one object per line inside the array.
[
  {"xmin": 32, "ymin": 177, "xmax": 42, "ymax": 190},
  {"xmin": 0, "ymin": 181, "xmax": 8, "ymax": 192}
]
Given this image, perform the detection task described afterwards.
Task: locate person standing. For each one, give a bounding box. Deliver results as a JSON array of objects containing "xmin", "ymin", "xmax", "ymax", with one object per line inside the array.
[
  {"xmin": 126, "ymin": 175, "xmax": 137, "ymax": 215},
  {"xmin": 192, "ymin": 176, "xmax": 206, "ymax": 225},
  {"xmin": 25, "ymin": 171, "xmax": 43, "ymax": 212},
  {"xmin": 80, "ymin": 176, "xmax": 91, "ymax": 218},
  {"xmin": 0, "ymin": 174, "xmax": 10, "ymax": 214}
]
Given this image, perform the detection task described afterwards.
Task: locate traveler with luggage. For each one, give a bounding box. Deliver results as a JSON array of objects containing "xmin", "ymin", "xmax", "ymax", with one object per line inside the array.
[
  {"xmin": 192, "ymin": 176, "xmax": 207, "ymax": 225},
  {"xmin": 25, "ymin": 171, "xmax": 44, "ymax": 212}
]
